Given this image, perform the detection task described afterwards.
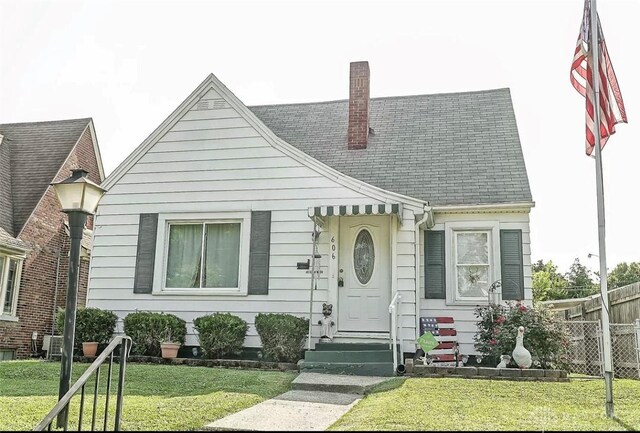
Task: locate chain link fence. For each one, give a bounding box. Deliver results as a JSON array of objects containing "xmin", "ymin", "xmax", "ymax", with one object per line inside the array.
[
  {"xmin": 562, "ymin": 320, "xmax": 640, "ymax": 379},
  {"xmin": 610, "ymin": 323, "xmax": 640, "ymax": 379},
  {"xmin": 564, "ymin": 321, "xmax": 603, "ymax": 377}
]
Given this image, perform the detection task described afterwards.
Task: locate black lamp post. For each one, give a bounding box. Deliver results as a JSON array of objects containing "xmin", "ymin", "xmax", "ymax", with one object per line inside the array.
[{"xmin": 51, "ymin": 169, "xmax": 106, "ymax": 427}]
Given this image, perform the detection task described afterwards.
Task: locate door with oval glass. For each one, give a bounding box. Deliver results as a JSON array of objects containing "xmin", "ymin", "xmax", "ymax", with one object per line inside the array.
[{"xmin": 337, "ymin": 216, "xmax": 391, "ymax": 332}]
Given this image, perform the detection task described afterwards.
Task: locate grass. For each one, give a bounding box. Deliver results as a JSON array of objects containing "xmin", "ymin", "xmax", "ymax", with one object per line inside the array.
[
  {"xmin": 0, "ymin": 360, "xmax": 296, "ymax": 431},
  {"xmin": 5, "ymin": 361, "xmax": 640, "ymax": 431},
  {"xmin": 329, "ymin": 376, "xmax": 640, "ymax": 431}
]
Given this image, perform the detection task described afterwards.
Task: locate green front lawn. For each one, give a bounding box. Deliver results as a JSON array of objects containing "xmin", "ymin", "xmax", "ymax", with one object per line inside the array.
[
  {"xmin": 330, "ymin": 377, "xmax": 640, "ymax": 431},
  {"xmin": 5, "ymin": 361, "xmax": 640, "ymax": 431},
  {"xmin": 0, "ymin": 360, "xmax": 296, "ymax": 431}
]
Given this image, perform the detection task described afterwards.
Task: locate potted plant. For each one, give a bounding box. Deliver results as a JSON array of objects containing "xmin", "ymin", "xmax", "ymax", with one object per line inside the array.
[
  {"xmin": 82, "ymin": 341, "xmax": 99, "ymax": 358},
  {"xmin": 56, "ymin": 307, "xmax": 118, "ymax": 358},
  {"xmin": 160, "ymin": 328, "xmax": 181, "ymax": 359}
]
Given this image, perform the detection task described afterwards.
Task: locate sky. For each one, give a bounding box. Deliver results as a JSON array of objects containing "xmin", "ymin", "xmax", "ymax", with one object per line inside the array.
[{"xmin": 1, "ymin": 0, "xmax": 638, "ymax": 274}]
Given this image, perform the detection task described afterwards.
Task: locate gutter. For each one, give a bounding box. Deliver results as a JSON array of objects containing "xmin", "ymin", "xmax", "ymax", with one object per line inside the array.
[
  {"xmin": 414, "ymin": 206, "xmax": 433, "ymax": 346},
  {"xmin": 431, "ymin": 202, "xmax": 535, "ymax": 213}
]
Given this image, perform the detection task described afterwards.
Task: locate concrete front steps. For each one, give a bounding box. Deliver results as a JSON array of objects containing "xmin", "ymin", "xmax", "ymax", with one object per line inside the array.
[
  {"xmin": 298, "ymin": 342, "xmax": 396, "ymax": 377},
  {"xmin": 292, "ymin": 372, "xmax": 392, "ymax": 395}
]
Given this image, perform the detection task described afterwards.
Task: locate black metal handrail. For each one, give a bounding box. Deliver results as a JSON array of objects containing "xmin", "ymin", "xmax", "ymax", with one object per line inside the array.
[{"xmin": 34, "ymin": 335, "xmax": 132, "ymax": 431}]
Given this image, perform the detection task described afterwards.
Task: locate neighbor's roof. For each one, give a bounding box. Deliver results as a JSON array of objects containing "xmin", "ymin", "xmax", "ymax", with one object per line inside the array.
[
  {"xmin": 0, "ymin": 227, "xmax": 29, "ymax": 252},
  {"xmin": 540, "ymin": 295, "xmax": 599, "ymax": 311},
  {"xmin": 0, "ymin": 118, "xmax": 92, "ymax": 235},
  {"xmin": 249, "ymin": 88, "xmax": 532, "ymax": 206}
]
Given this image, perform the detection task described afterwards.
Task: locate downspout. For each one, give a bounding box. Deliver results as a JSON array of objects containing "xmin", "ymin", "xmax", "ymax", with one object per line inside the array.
[
  {"xmin": 52, "ymin": 247, "xmax": 62, "ymax": 335},
  {"xmin": 414, "ymin": 206, "xmax": 432, "ymax": 346}
]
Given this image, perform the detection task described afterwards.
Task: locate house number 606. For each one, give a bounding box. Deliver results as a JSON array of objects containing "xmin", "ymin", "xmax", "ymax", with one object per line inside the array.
[{"xmin": 331, "ymin": 236, "xmax": 336, "ymax": 260}]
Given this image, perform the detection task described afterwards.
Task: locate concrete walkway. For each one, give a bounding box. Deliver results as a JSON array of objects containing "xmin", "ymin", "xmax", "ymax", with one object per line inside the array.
[{"xmin": 203, "ymin": 373, "xmax": 391, "ymax": 431}]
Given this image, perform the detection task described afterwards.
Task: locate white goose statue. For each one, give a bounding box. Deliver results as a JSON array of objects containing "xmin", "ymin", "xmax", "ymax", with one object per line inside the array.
[{"xmin": 512, "ymin": 326, "xmax": 532, "ymax": 369}]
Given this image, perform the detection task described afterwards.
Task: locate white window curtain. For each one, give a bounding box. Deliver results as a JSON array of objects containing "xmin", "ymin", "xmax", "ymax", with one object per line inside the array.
[
  {"xmin": 455, "ymin": 232, "xmax": 490, "ymax": 299},
  {"xmin": 204, "ymin": 223, "xmax": 240, "ymax": 288},
  {"xmin": 166, "ymin": 224, "xmax": 203, "ymax": 288},
  {"xmin": 2, "ymin": 258, "xmax": 19, "ymax": 315},
  {"xmin": 165, "ymin": 222, "xmax": 241, "ymax": 289}
]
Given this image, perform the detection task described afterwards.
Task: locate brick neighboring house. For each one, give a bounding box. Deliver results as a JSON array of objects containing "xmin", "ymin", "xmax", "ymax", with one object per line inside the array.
[{"xmin": 0, "ymin": 118, "xmax": 104, "ymax": 359}]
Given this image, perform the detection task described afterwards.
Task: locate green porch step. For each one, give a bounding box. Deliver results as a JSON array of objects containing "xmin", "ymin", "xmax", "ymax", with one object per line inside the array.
[
  {"xmin": 304, "ymin": 350, "xmax": 393, "ymax": 363},
  {"xmin": 314, "ymin": 342, "xmax": 391, "ymax": 352},
  {"xmin": 298, "ymin": 361, "xmax": 395, "ymax": 377},
  {"xmin": 300, "ymin": 342, "xmax": 397, "ymax": 377}
]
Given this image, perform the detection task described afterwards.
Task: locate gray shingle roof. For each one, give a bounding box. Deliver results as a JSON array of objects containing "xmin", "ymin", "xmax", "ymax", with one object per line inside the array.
[
  {"xmin": 0, "ymin": 118, "xmax": 91, "ymax": 235},
  {"xmin": 0, "ymin": 227, "xmax": 29, "ymax": 251},
  {"xmin": 249, "ymin": 88, "xmax": 532, "ymax": 206}
]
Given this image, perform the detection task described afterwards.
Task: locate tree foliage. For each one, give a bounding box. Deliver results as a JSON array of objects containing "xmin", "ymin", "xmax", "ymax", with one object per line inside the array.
[
  {"xmin": 533, "ymin": 258, "xmax": 640, "ymax": 302},
  {"xmin": 564, "ymin": 258, "xmax": 598, "ymax": 298},
  {"xmin": 607, "ymin": 262, "xmax": 640, "ymax": 289},
  {"xmin": 532, "ymin": 259, "xmax": 568, "ymax": 301}
]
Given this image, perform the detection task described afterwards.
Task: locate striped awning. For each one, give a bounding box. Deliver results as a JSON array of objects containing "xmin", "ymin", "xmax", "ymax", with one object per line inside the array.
[{"xmin": 308, "ymin": 203, "xmax": 403, "ymax": 222}]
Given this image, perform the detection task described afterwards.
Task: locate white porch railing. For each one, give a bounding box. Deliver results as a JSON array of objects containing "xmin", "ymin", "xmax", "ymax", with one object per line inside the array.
[{"xmin": 389, "ymin": 292, "xmax": 402, "ymax": 374}]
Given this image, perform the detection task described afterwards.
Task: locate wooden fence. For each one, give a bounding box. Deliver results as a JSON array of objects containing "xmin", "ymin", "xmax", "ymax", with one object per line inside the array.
[{"xmin": 565, "ymin": 282, "xmax": 640, "ymax": 323}]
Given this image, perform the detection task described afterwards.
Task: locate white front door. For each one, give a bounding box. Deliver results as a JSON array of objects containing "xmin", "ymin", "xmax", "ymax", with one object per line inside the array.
[{"xmin": 337, "ymin": 216, "xmax": 391, "ymax": 332}]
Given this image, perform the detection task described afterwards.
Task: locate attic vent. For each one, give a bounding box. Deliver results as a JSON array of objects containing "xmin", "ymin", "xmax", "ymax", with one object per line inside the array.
[
  {"xmin": 212, "ymin": 100, "xmax": 227, "ymax": 109},
  {"xmin": 196, "ymin": 100, "xmax": 210, "ymax": 110}
]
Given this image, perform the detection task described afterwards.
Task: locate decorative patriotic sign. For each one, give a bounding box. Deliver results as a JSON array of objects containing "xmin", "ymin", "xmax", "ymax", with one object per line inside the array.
[
  {"xmin": 570, "ymin": 0, "xmax": 627, "ymax": 156},
  {"xmin": 417, "ymin": 331, "xmax": 439, "ymax": 353}
]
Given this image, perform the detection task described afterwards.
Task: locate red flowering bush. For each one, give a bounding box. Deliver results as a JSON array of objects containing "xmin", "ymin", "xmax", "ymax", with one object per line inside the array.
[{"xmin": 474, "ymin": 301, "xmax": 571, "ymax": 370}]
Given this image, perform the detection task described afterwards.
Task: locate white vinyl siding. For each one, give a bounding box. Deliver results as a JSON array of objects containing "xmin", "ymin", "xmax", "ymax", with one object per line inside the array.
[
  {"xmin": 88, "ymin": 87, "xmax": 422, "ymax": 352},
  {"xmin": 420, "ymin": 211, "xmax": 532, "ymax": 356}
]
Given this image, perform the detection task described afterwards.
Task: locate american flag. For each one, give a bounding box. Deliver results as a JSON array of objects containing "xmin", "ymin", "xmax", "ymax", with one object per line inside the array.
[{"xmin": 570, "ymin": 0, "xmax": 627, "ymax": 156}]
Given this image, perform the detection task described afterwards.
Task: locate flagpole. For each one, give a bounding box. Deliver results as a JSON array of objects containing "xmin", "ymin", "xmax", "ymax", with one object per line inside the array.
[{"xmin": 589, "ymin": 0, "xmax": 615, "ymax": 418}]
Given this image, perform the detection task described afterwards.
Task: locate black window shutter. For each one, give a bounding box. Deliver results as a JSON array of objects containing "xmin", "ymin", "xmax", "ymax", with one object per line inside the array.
[
  {"xmin": 248, "ymin": 211, "xmax": 271, "ymax": 295},
  {"xmin": 133, "ymin": 213, "xmax": 158, "ymax": 294},
  {"xmin": 425, "ymin": 230, "xmax": 446, "ymax": 299},
  {"xmin": 500, "ymin": 229, "xmax": 525, "ymax": 300}
]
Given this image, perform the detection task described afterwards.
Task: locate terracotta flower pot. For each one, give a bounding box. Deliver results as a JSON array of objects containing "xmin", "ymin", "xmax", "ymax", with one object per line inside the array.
[
  {"xmin": 160, "ymin": 342, "xmax": 181, "ymax": 359},
  {"xmin": 82, "ymin": 342, "xmax": 98, "ymax": 357}
]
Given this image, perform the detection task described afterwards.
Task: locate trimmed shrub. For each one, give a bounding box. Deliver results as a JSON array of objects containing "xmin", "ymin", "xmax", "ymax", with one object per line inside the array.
[
  {"xmin": 474, "ymin": 301, "xmax": 571, "ymax": 370},
  {"xmin": 55, "ymin": 307, "xmax": 118, "ymax": 350},
  {"xmin": 254, "ymin": 313, "xmax": 308, "ymax": 363},
  {"xmin": 193, "ymin": 313, "xmax": 248, "ymax": 359},
  {"xmin": 123, "ymin": 311, "xmax": 187, "ymax": 356}
]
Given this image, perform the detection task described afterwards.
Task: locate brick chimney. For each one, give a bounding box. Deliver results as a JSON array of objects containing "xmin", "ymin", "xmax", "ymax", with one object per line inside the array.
[{"xmin": 347, "ymin": 61, "xmax": 370, "ymax": 150}]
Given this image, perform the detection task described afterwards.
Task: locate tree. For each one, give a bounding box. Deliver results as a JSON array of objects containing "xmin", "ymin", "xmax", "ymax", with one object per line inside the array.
[
  {"xmin": 607, "ymin": 262, "xmax": 640, "ymax": 289},
  {"xmin": 564, "ymin": 258, "xmax": 598, "ymax": 298},
  {"xmin": 532, "ymin": 260, "xmax": 569, "ymax": 301}
]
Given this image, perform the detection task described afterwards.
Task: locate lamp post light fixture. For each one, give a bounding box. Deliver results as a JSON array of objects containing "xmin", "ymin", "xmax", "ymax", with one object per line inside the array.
[{"xmin": 50, "ymin": 169, "xmax": 106, "ymax": 427}]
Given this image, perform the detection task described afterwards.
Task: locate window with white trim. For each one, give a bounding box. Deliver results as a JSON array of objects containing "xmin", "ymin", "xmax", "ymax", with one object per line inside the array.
[
  {"xmin": 166, "ymin": 222, "xmax": 241, "ymax": 289},
  {"xmin": 0, "ymin": 254, "xmax": 22, "ymax": 317},
  {"xmin": 444, "ymin": 221, "xmax": 500, "ymax": 305},
  {"xmin": 453, "ymin": 231, "xmax": 491, "ymax": 301},
  {"xmin": 155, "ymin": 212, "xmax": 251, "ymax": 295}
]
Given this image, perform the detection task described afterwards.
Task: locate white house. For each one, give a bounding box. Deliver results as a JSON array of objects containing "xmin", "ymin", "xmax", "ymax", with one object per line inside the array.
[{"xmin": 87, "ymin": 61, "xmax": 533, "ymax": 367}]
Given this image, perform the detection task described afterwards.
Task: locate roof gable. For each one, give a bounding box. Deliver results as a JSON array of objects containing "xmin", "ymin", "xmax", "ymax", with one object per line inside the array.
[
  {"xmin": 249, "ymin": 89, "xmax": 533, "ymax": 206},
  {"xmin": 103, "ymin": 74, "xmax": 428, "ymax": 211},
  {"xmin": 0, "ymin": 118, "xmax": 92, "ymax": 234}
]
